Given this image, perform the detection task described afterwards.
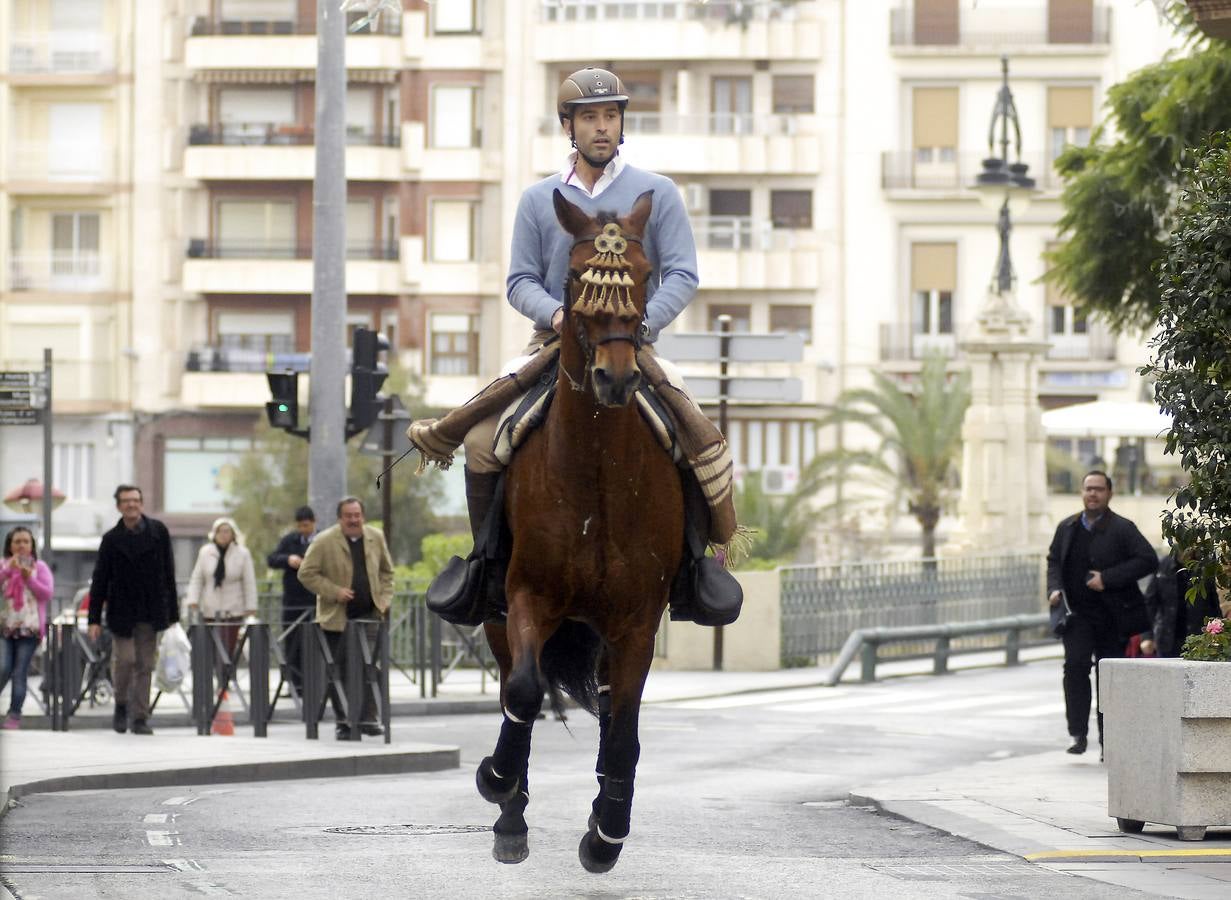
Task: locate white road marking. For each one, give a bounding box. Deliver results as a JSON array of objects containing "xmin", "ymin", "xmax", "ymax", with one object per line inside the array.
[
  {"xmin": 162, "ymin": 796, "xmax": 199, "ymax": 806},
  {"xmin": 143, "ymin": 813, "xmax": 169, "ymax": 824},
  {"xmin": 145, "ymin": 830, "xmax": 181, "ymax": 846},
  {"xmin": 162, "ymin": 859, "xmax": 206, "ymax": 872}
]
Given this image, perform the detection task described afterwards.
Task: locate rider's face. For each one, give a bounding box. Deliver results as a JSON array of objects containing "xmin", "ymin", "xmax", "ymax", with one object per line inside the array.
[{"xmin": 566, "ymin": 102, "xmax": 622, "ymax": 166}]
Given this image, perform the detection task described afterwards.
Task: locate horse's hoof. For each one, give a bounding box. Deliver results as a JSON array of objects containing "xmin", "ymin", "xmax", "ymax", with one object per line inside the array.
[
  {"xmin": 476, "ymin": 757, "xmax": 519, "ymax": 804},
  {"xmin": 492, "ymin": 830, "xmax": 529, "ymax": 864},
  {"xmin": 578, "ymin": 829, "xmax": 621, "ymax": 874}
]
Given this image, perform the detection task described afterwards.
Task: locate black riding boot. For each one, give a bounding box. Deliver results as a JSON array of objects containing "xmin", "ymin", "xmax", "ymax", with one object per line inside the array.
[{"xmin": 466, "ymin": 469, "xmax": 501, "ymax": 543}]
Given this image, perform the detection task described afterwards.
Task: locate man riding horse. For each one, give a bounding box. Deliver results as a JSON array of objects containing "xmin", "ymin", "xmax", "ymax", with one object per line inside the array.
[{"xmin": 408, "ymin": 66, "xmax": 739, "ymax": 624}]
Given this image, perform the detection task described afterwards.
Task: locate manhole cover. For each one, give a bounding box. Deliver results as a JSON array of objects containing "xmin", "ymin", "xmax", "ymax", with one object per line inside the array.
[{"xmin": 325, "ymin": 824, "xmax": 491, "ymax": 836}]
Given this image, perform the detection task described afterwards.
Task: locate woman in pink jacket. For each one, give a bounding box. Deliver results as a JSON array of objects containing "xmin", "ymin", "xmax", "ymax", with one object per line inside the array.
[{"xmin": 1, "ymin": 526, "xmax": 53, "ymax": 729}]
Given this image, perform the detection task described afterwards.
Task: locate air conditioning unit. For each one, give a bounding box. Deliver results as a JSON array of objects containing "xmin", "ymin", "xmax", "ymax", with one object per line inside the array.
[
  {"xmin": 682, "ymin": 183, "xmax": 706, "ymax": 214},
  {"xmin": 761, "ymin": 465, "xmax": 799, "ymax": 496}
]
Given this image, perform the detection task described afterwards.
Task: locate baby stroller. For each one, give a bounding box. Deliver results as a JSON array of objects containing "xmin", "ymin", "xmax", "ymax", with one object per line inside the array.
[{"xmin": 36, "ymin": 589, "xmax": 114, "ymax": 714}]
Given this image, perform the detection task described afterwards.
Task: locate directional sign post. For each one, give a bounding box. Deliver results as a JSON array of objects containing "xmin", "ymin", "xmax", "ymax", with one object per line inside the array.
[
  {"xmin": 655, "ymin": 323, "xmax": 806, "ymax": 672},
  {"xmin": 1, "ymin": 355, "xmax": 54, "ymax": 564},
  {"xmin": 358, "ymin": 394, "xmax": 413, "ymax": 548}
]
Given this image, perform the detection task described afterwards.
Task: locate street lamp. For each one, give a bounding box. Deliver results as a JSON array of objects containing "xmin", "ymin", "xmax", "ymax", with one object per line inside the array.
[{"xmin": 971, "ymin": 56, "xmax": 1037, "ymax": 299}]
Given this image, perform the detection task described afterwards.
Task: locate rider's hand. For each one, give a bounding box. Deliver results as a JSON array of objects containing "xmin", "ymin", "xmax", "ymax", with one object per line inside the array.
[
  {"xmin": 88, "ymin": 624, "xmax": 101, "ymax": 642},
  {"xmin": 551, "ymin": 308, "xmax": 564, "ymax": 333}
]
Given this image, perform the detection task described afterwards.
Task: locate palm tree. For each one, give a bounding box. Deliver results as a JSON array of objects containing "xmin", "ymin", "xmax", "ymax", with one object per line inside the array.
[{"xmin": 801, "ymin": 353, "xmax": 971, "ymax": 558}]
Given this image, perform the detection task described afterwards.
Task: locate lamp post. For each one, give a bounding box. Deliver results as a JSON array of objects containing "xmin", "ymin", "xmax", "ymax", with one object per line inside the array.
[{"xmin": 952, "ymin": 55, "xmax": 1050, "ymax": 554}]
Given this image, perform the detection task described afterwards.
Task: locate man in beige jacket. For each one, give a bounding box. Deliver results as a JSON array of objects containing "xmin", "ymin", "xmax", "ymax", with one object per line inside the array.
[{"xmin": 297, "ymin": 496, "xmax": 394, "ymax": 739}]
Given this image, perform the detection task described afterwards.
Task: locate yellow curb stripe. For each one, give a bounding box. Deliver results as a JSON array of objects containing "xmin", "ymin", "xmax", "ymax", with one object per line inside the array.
[{"xmin": 1027, "ymin": 849, "xmax": 1231, "ymax": 861}]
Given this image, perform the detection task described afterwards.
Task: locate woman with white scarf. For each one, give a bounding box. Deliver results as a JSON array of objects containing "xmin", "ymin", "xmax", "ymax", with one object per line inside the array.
[{"xmin": 186, "ymin": 517, "xmax": 257, "ymax": 672}]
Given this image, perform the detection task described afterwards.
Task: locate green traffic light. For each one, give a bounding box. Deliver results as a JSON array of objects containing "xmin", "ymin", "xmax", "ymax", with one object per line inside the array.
[{"xmin": 277, "ymin": 403, "xmax": 290, "ymax": 412}]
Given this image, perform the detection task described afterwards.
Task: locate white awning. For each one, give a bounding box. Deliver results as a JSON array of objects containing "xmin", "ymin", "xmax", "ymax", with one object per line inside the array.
[{"xmin": 1041, "ymin": 401, "xmax": 1173, "ymax": 439}]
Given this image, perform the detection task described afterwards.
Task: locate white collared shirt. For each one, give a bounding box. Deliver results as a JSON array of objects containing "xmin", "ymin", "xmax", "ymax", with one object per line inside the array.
[{"xmin": 559, "ymin": 150, "xmax": 625, "ymax": 199}]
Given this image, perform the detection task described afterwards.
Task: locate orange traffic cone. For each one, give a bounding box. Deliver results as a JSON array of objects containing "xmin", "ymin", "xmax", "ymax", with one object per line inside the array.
[{"xmin": 212, "ymin": 690, "xmax": 235, "ymax": 736}]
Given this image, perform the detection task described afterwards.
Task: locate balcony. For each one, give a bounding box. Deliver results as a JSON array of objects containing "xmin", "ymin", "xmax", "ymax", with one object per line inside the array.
[
  {"xmin": 185, "ymin": 13, "xmax": 402, "ymax": 72},
  {"xmin": 6, "ymin": 142, "xmax": 117, "ymax": 189},
  {"xmin": 535, "ymin": 0, "xmax": 822, "ymax": 61},
  {"xmin": 879, "ymin": 323, "xmax": 959, "ymax": 362},
  {"xmin": 693, "ymin": 217, "xmax": 819, "ymax": 290},
  {"xmin": 400, "ymin": 122, "xmax": 500, "ymax": 182},
  {"xmin": 533, "ymin": 113, "xmax": 820, "ymax": 176},
  {"xmin": 7, "ymin": 253, "xmax": 115, "ymax": 293},
  {"xmin": 1044, "ymin": 326, "xmax": 1118, "ymax": 362},
  {"xmin": 8, "ymin": 32, "xmax": 115, "ymax": 75},
  {"xmin": 881, "ymin": 151, "xmax": 1065, "ymax": 196},
  {"xmin": 889, "ymin": 3, "xmax": 1110, "ymax": 51},
  {"xmin": 399, "ymin": 235, "xmax": 502, "ymax": 295},
  {"xmin": 183, "ymin": 240, "xmax": 401, "ymax": 294},
  {"xmin": 184, "ymin": 124, "xmax": 402, "ymax": 181},
  {"xmin": 2, "ymin": 357, "xmax": 121, "ymax": 409}
]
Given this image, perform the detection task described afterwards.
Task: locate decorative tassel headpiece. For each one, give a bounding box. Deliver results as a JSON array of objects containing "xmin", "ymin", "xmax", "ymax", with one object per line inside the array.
[{"xmin": 573, "ymin": 223, "xmax": 638, "ymax": 316}]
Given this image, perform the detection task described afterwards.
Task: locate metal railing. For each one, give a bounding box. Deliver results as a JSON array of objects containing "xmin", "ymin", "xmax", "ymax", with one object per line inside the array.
[
  {"xmin": 881, "ymin": 151, "xmax": 1066, "ymax": 192},
  {"xmin": 889, "ymin": 4, "xmax": 1110, "ymax": 47},
  {"xmin": 186, "ymin": 239, "xmax": 399, "ymax": 261},
  {"xmin": 540, "ymin": 1, "xmax": 812, "ymax": 24},
  {"xmin": 7, "ymin": 143, "xmax": 115, "ymax": 182},
  {"xmin": 691, "ymin": 216, "xmax": 798, "ymax": 251},
  {"xmin": 878, "ymin": 323, "xmax": 959, "ymax": 362},
  {"xmin": 539, "ymin": 112, "xmax": 806, "ymax": 137},
  {"xmin": 8, "ymin": 32, "xmax": 116, "ymax": 73},
  {"xmin": 189, "ymin": 12, "xmax": 402, "ymax": 36},
  {"xmin": 186, "ymin": 345, "xmax": 309, "ymax": 374},
  {"xmin": 188, "ymin": 123, "xmax": 400, "ymax": 147},
  {"xmin": 8, "ymin": 254, "xmax": 114, "ymax": 293},
  {"xmin": 780, "ymin": 553, "xmax": 1044, "ymax": 667}
]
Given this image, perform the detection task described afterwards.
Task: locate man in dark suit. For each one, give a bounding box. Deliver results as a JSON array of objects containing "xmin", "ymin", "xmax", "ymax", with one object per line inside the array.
[
  {"xmin": 267, "ymin": 506, "xmax": 317, "ymax": 696},
  {"xmin": 1046, "ymin": 470, "xmax": 1156, "ymax": 756},
  {"xmin": 87, "ymin": 485, "xmax": 179, "ymax": 735}
]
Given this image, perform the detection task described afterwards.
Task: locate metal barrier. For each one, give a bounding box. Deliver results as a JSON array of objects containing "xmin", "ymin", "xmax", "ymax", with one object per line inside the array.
[
  {"xmin": 779, "ymin": 553, "xmax": 1044, "ymax": 666},
  {"xmin": 189, "ymin": 616, "xmax": 275, "ymax": 737},
  {"xmin": 822, "ymin": 613, "xmax": 1052, "ymax": 685},
  {"xmin": 301, "ymin": 619, "xmax": 391, "ymax": 744}
]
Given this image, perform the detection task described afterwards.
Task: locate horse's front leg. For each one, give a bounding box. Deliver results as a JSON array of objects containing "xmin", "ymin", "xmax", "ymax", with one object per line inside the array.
[
  {"xmin": 579, "ymin": 635, "xmax": 653, "ymax": 874},
  {"xmin": 477, "ymin": 602, "xmax": 553, "ymax": 864}
]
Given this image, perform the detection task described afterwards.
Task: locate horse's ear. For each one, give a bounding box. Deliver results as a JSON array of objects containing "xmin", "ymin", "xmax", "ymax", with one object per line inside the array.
[
  {"xmin": 553, "ymin": 189, "xmax": 590, "ymax": 237},
  {"xmin": 625, "ymin": 190, "xmax": 654, "ymax": 237}
]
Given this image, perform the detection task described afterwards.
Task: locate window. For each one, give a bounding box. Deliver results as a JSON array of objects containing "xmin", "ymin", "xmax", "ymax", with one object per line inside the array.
[
  {"xmin": 1047, "ymin": 86, "xmax": 1093, "ymax": 164},
  {"xmin": 433, "ymin": 0, "xmax": 478, "ymax": 33},
  {"xmin": 431, "ymin": 85, "xmax": 480, "ymax": 148},
  {"xmin": 706, "ymin": 189, "xmax": 752, "ymax": 250},
  {"xmin": 162, "ymin": 437, "xmax": 253, "ymax": 515},
  {"xmin": 429, "ymin": 200, "xmax": 477, "ymax": 262},
  {"xmin": 49, "ymin": 102, "xmax": 103, "ymax": 179},
  {"xmin": 346, "ymin": 199, "xmax": 375, "ymax": 258},
  {"xmin": 913, "ymin": 0, "xmax": 959, "ymax": 45},
  {"xmin": 430, "ymin": 313, "xmax": 479, "ymax": 375},
  {"xmin": 707, "ymin": 304, "xmax": 751, "ymax": 333},
  {"xmin": 216, "ymin": 310, "xmax": 294, "ymax": 353},
  {"xmin": 217, "ymin": 88, "xmax": 294, "ymax": 142},
  {"xmin": 910, "ymin": 242, "xmax": 957, "ymax": 337},
  {"xmin": 346, "ymin": 85, "xmax": 375, "ymax": 143},
  {"xmin": 53, "ymin": 442, "xmax": 95, "ymax": 501},
  {"xmin": 215, "ymin": 199, "xmax": 295, "ymax": 257},
  {"xmin": 911, "ymin": 87, "xmax": 958, "ymax": 186},
  {"xmin": 770, "ymin": 305, "xmax": 813, "ymax": 344},
  {"xmin": 51, "ymin": 212, "xmax": 100, "ymax": 283},
  {"xmin": 1049, "ymin": 0, "xmax": 1095, "ymax": 44},
  {"xmin": 711, "ymin": 76, "xmax": 752, "ymax": 135},
  {"xmin": 220, "ymin": 0, "xmax": 294, "ymax": 21},
  {"xmin": 772, "ymin": 76, "xmax": 814, "ymax": 114},
  {"xmin": 770, "ymin": 190, "xmax": 812, "ymax": 229}
]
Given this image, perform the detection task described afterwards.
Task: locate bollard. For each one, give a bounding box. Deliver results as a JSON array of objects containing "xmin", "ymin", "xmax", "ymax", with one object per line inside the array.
[
  {"xmin": 302, "ymin": 623, "xmax": 326, "ymax": 740},
  {"xmin": 344, "ymin": 621, "xmax": 363, "ymax": 741},
  {"xmin": 933, "ymin": 634, "xmax": 951, "ymax": 675},
  {"xmin": 430, "ymin": 613, "xmax": 442, "ymax": 698},
  {"xmin": 247, "ymin": 621, "xmax": 270, "ymax": 738},
  {"xmin": 415, "ymin": 602, "xmax": 427, "ymax": 699},
  {"xmin": 190, "ymin": 620, "xmax": 215, "ymax": 735},
  {"xmin": 378, "ymin": 619, "xmax": 391, "ymax": 744},
  {"xmin": 860, "ymin": 640, "xmax": 878, "ymax": 683},
  {"xmin": 1005, "ymin": 626, "xmax": 1021, "ymax": 666}
]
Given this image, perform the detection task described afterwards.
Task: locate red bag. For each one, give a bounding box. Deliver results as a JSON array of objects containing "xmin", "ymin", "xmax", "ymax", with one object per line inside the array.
[{"xmin": 1125, "ymin": 634, "xmax": 1156, "ymax": 658}]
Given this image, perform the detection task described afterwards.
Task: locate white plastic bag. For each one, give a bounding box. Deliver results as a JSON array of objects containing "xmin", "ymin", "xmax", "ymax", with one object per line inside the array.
[{"xmin": 156, "ymin": 622, "xmax": 192, "ymax": 693}]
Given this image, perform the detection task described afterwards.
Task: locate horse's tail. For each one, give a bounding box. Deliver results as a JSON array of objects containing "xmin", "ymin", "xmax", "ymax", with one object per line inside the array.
[{"xmin": 540, "ymin": 620, "xmax": 602, "ymax": 718}]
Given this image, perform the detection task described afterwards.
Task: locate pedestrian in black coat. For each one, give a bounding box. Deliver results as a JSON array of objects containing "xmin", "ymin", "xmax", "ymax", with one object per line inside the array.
[
  {"xmin": 1046, "ymin": 470, "xmax": 1156, "ymax": 756},
  {"xmin": 1140, "ymin": 549, "xmax": 1222, "ymax": 658},
  {"xmin": 266, "ymin": 506, "xmax": 316, "ymax": 693},
  {"xmin": 87, "ymin": 485, "xmax": 178, "ymax": 735}
]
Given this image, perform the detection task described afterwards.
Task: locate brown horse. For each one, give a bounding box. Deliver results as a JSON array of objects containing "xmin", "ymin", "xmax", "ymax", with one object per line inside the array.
[{"xmin": 474, "ymin": 189, "xmax": 685, "ymax": 873}]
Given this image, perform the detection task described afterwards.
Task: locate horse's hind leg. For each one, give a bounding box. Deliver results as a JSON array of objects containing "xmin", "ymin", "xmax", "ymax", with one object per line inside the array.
[
  {"xmin": 477, "ymin": 611, "xmax": 550, "ymax": 864},
  {"xmin": 579, "ymin": 637, "xmax": 652, "ymax": 874}
]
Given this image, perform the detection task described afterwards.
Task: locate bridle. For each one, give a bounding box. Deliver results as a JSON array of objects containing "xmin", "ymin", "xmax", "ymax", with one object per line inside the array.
[{"xmin": 560, "ymin": 224, "xmax": 651, "ymax": 393}]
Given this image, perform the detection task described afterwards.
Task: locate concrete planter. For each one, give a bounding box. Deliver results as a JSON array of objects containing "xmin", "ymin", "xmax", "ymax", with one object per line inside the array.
[{"xmin": 1101, "ymin": 658, "xmax": 1231, "ymax": 840}]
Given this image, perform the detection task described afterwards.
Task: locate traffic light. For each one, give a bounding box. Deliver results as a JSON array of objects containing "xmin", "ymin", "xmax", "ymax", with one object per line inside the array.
[
  {"xmin": 349, "ymin": 327, "xmax": 389, "ymax": 436},
  {"xmin": 266, "ymin": 371, "xmax": 299, "ymax": 431}
]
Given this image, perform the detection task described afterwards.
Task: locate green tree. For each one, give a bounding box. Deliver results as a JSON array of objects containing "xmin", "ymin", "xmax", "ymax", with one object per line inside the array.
[
  {"xmin": 1045, "ymin": 4, "xmax": 1231, "ymax": 332},
  {"xmin": 802, "ymin": 353, "xmax": 971, "ymax": 559},
  {"xmin": 1140, "ymin": 134, "xmax": 1231, "ymax": 595},
  {"xmin": 732, "ymin": 474, "xmax": 813, "ymax": 567}
]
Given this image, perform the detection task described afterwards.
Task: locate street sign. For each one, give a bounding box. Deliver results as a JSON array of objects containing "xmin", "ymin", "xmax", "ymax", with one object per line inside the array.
[
  {"xmin": 654, "ymin": 332, "xmax": 805, "ymax": 363},
  {"xmin": 0, "ymin": 408, "xmax": 42, "ymax": 426},
  {"xmin": 0, "ymin": 370, "xmax": 48, "ymax": 388},
  {"xmin": 0, "ymin": 388, "xmax": 41, "ymax": 409},
  {"xmin": 685, "ymin": 376, "xmax": 803, "ymax": 404}
]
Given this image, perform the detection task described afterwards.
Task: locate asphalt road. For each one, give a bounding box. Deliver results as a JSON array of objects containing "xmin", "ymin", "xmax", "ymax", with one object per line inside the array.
[{"xmin": 1, "ymin": 660, "xmax": 1146, "ymax": 899}]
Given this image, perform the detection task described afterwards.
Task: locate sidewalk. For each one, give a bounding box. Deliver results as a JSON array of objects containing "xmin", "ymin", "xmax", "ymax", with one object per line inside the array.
[{"xmin": 851, "ymin": 743, "xmax": 1231, "ymax": 898}]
